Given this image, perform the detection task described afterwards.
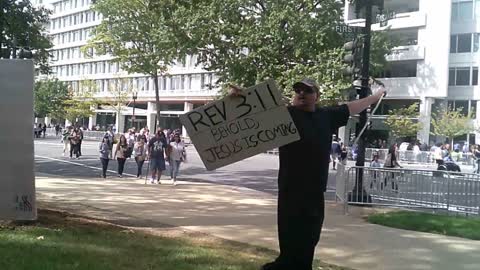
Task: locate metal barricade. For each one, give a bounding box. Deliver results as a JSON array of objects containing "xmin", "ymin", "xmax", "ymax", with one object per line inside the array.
[
  {"xmin": 336, "ymin": 166, "xmax": 480, "ymax": 215},
  {"xmin": 348, "ymin": 147, "xmax": 475, "ymax": 165}
]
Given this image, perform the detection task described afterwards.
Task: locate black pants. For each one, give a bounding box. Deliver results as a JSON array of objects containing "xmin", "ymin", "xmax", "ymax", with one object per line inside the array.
[
  {"xmin": 70, "ymin": 143, "xmax": 80, "ymax": 158},
  {"xmin": 266, "ymin": 194, "xmax": 324, "ymax": 270},
  {"xmin": 117, "ymin": 158, "xmax": 126, "ymax": 175},
  {"xmin": 78, "ymin": 140, "xmax": 82, "ymax": 156},
  {"xmin": 100, "ymin": 158, "xmax": 109, "ymax": 178},
  {"xmin": 135, "ymin": 157, "xmax": 145, "ymax": 177}
]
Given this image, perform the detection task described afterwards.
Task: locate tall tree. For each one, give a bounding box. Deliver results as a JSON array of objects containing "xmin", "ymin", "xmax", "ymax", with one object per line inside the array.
[
  {"xmin": 176, "ymin": 0, "xmax": 347, "ymax": 96},
  {"xmin": 34, "ymin": 79, "xmax": 70, "ymax": 121},
  {"xmin": 0, "ymin": 0, "xmax": 53, "ymax": 74},
  {"xmin": 384, "ymin": 103, "xmax": 422, "ymax": 141},
  {"xmin": 431, "ymin": 107, "xmax": 474, "ymax": 146},
  {"xmin": 62, "ymin": 80, "xmax": 98, "ymax": 125},
  {"xmin": 175, "ymin": 0, "xmax": 395, "ymax": 103},
  {"xmin": 85, "ymin": 0, "xmax": 182, "ymax": 128},
  {"xmin": 103, "ymin": 77, "xmax": 134, "ymax": 129}
]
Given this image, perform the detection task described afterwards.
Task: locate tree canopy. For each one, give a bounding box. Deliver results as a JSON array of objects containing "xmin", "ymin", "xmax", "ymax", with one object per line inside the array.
[
  {"xmin": 176, "ymin": 1, "xmax": 348, "ymax": 95},
  {"xmin": 85, "ymin": 0, "xmax": 185, "ymax": 126},
  {"xmin": 87, "ymin": 0, "xmax": 395, "ymax": 109},
  {"xmin": 431, "ymin": 107, "xmax": 474, "ymax": 145},
  {"xmin": 0, "ymin": 0, "xmax": 53, "ymax": 73},
  {"xmin": 384, "ymin": 103, "xmax": 422, "ymax": 141},
  {"xmin": 34, "ymin": 79, "xmax": 70, "ymax": 119}
]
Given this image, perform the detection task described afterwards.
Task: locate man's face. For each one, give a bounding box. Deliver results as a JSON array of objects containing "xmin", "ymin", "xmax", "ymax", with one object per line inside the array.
[{"xmin": 292, "ymin": 84, "xmax": 318, "ymax": 108}]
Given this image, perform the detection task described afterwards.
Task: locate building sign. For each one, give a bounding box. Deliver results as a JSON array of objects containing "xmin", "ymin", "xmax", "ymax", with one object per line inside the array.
[
  {"xmin": 0, "ymin": 60, "xmax": 36, "ymax": 220},
  {"xmin": 180, "ymin": 79, "xmax": 300, "ymax": 170}
]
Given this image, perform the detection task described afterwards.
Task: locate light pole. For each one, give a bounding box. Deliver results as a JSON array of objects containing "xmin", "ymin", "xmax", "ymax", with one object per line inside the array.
[{"xmin": 132, "ymin": 91, "xmax": 138, "ymax": 129}]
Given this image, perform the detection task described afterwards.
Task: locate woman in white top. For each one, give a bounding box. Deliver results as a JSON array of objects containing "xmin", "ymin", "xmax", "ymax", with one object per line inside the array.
[{"xmin": 167, "ymin": 134, "xmax": 186, "ymax": 185}]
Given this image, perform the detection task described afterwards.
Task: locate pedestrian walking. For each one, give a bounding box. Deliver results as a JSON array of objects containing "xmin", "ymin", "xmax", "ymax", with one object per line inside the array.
[
  {"xmin": 62, "ymin": 127, "xmax": 72, "ymax": 156},
  {"xmin": 474, "ymin": 145, "xmax": 480, "ymax": 174},
  {"xmin": 230, "ymin": 78, "xmax": 386, "ymax": 270},
  {"xmin": 167, "ymin": 133, "xmax": 186, "ymax": 185},
  {"xmin": 330, "ymin": 135, "xmax": 341, "ymax": 170},
  {"xmin": 114, "ymin": 135, "xmax": 128, "ymax": 178},
  {"xmin": 383, "ymin": 143, "xmax": 402, "ymax": 191},
  {"xmin": 42, "ymin": 123, "xmax": 47, "ymax": 138},
  {"xmin": 133, "ymin": 137, "xmax": 147, "ymax": 178},
  {"xmin": 99, "ymin": 136, "xmax": 111, "ymax": 178},
  {"xmin": 77, "ymin": 127, "xmax": 84, "ymax": 157},
  {"xmin": 55, "ymin": 124, "xmax": 60, "ymax": 137},
  {"xmin": 69, "ymin": 128, "xmax": 81, "ymax": 159},
  {"xmin": 104, "ymin": 127, "xmax": 114, "ymax": 159},
  {"xmin": 147, "ymin": 129, "xmax": 167, "ymax": 184},
  {"xmin": 369, "ymin": 153, "xmax": 382, "ymax": 189},
  {"xmin": 340, "ymin": 143, "xmax": 348, "ymax": 165}
]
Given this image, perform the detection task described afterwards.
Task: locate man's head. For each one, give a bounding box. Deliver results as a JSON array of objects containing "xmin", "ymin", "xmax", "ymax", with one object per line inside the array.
[
  {"xmin": 156, "ymin": 128, "xmax": 164, "ymax": 137},
  {"xmin": 292, "ymin": 78, "xmax": 320, "ymax": 111}
]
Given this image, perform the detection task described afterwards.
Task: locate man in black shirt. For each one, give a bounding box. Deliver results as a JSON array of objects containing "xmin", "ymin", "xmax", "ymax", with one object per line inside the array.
[{"xmin": 231, "ymin": 79, "xmax": 386, "ymax": 270}]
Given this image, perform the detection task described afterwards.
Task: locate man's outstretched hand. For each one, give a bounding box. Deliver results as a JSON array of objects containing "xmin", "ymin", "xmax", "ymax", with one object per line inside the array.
[{"xmin": 374, "ymin": 87, "xmax": 387, "ymax": 100}]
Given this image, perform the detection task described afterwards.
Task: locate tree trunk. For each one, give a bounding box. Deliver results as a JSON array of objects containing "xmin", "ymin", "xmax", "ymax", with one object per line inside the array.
[{"xmin": 152, "ymin": 72, "xmax": 161, "ymax": 131}]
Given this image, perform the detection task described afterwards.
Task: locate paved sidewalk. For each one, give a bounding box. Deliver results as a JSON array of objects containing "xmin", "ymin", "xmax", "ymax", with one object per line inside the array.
[{"xmin": 35, "ymin": 174, "xmax": 480, "ymax": 270}]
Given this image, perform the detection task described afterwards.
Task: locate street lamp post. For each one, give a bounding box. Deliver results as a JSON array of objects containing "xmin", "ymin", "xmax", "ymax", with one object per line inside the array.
[{"xmin": 132, "ymin": 91, "xmax": 138, "ymax": 129}]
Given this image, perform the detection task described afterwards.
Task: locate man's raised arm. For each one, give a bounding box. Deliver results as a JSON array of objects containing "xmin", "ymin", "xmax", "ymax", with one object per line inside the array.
[{"xmin": 346, "ymin": 88, "xmax": 386, "ymax": 115}]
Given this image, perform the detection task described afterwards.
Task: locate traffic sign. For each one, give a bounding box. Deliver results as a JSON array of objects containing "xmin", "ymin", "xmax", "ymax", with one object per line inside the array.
[{"xmin": 335, "ymin": 24, "xmax": 366, "ymax": 39}]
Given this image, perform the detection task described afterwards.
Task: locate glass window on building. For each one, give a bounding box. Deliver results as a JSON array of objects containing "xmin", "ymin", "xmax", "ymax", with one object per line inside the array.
[
  {"xmin": 474, "ymin": 33, "xmax": 480, "ymax": 52},
  {"xmin": 450, "ymin": 35, "xmax": 457, "ymax": 53},
  {"xmin": 456, "ymin": 68, "xmax": 470, "ymax": 85},
  {"xmin": 449, "ymin": 68, "xmax": 456, "ymax": 86},
  {"xmin": 456, "ymin": 100, "xmax": 469, "ymax": 116},
  {"xmin": 473, "ymin": 67, "xmax": 479, "ymax": 85},
  {"xmin": 162, "ymin": 76, "xmax": 167, "ymax": 90},
  {"xmin": 457, "ymin": 34, "xmax": 472, "ymax": 53},
  {"xmin": 452, "ymin": 1, "xmax": 474, "ymax": 21},
  {"xmin": 471, "ymin": 101, "xmax": 477, "ymax": 119},
  {"xmin": 168, "ymin": 76, "xmax": 174, "ymax": 90},
  {"xmin": 200, "ymin": 73, "xmax": 206, "ymax": 89}
]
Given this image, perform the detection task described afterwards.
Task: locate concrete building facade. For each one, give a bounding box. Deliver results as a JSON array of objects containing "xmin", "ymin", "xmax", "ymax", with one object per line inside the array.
[
  {"xmin": 32, "ymin": 0, "xmax": 218, "ymax": 134},
  {"xmin": 343, "ymin": 0, "xmax": 478, "ymax": 146}
]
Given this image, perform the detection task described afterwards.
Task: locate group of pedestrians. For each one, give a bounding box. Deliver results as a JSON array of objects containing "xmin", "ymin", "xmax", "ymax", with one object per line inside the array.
[
  {"xmin": 98, "ymin": 127, "xmax": 187, "ymax": 185},
  {"xmin": 330, "ymin": 135, "xmax": 348, "ymax": 170},
  {"xmin": 61, "ymin": 126, "xmax": 84, "ymax": 159}
]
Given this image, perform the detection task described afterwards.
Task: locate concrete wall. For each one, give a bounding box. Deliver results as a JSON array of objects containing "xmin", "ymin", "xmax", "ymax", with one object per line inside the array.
[{"xmin": 0, "ymin": 60, "xmax": 36, "ymax": 220}]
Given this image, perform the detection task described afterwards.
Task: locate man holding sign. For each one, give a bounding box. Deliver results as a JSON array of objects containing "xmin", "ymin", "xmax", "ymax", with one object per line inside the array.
[{"xmin": 230, "ymin": 79, "xmax": 385, "ymax": 270}]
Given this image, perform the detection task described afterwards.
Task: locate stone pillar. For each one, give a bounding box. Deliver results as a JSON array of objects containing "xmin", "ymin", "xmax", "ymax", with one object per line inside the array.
[
  {"xmin": 44, "ymin": 117, "xmax": 51, "ymax": 126},
  {"xmin": 182, "ymin": 102, "xmax": 194, "ymax": 137},
  {"xmin": 115, "ymin": 111, "xmax": 125, "ymax": 134},
  {"xmin": 418, "ymin": 97, "xmax": 433, "ymax": 145},
  {"xmin": 147, "ymin": 102, "xmax": 157, "ymax": 133},
  {"xmin": 88, "ymin": 113, "xmax": 97, "ymax": 130}
]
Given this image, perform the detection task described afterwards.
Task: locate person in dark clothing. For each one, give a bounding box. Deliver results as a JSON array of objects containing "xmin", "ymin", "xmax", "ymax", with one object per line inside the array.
[
  {"xmin": 230, "ymin": 78, "xmax": 386, "ymax": 270},
  {"xmin": 55, "ymin": 124, "xmax": 61, "ymax": 137},
  {"xmin": 42, "ymin": 123, "xmax": 47, "ymax": 138},
  {"xmin": 148, "ymin": 129, "xmax": 168, "ymax": 184},
  {"xmin": 99, "ymin": 136, "xmax": 111, "ymax": 178}
]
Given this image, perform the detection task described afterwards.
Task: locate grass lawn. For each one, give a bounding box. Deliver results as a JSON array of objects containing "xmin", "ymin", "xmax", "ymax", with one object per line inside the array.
[
  {"xmin": 0, "ymin": 209, "xmax": 351, "ymax": 270},
  {"xmin": 367, "ymin": 211, "xmax": 480, "ymax": 240}
]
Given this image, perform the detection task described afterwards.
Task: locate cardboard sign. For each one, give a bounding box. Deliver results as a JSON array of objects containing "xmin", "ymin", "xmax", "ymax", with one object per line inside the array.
[
  {"xmin": 0, "ymin": 60, "xmax": 36, "ymax": 220},
  {"xmin": 180, "ymin": 79, "xmax": 300, "ymax": 170}
]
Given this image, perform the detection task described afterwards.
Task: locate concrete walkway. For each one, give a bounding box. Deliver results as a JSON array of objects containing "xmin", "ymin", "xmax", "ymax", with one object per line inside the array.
[{"xmin": 35, "ymin": 174, "xmax": 480, "ymax": 270}]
